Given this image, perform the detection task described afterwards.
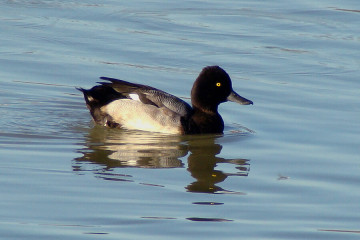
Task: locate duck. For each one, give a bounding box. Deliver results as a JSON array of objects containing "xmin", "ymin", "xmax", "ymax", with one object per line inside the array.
[{"xmin": 78, "ymin": 66, "xmax": 253, "ymax": 134}]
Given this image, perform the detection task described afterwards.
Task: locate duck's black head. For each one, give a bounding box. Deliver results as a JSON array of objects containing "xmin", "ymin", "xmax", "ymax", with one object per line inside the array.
[{"xmin": 191, "ymin": 66, "xmax": 253, "ymax": 112}]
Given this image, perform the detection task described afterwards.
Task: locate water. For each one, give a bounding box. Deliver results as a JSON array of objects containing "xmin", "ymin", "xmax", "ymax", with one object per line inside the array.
[{"xmin": 1, "ymin": 0, "xmax": 359, "ymax": 239}]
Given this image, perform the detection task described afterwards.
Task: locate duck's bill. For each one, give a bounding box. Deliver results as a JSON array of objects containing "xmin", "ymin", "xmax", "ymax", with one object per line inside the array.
[{"xmin": 227, "ymin": 90, "xmax": 253, "ymax": 105}]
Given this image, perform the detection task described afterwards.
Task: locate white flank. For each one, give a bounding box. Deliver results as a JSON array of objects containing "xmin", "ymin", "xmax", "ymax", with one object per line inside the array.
[{"xmin": 102, "ymin": 99, "xmax": 181, "ymax": 134}]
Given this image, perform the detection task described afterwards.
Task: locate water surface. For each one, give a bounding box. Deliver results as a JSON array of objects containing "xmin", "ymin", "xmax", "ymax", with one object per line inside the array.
[{"xmin": 1, "ymin": 0, "xmax": 360, "ymax": 239}]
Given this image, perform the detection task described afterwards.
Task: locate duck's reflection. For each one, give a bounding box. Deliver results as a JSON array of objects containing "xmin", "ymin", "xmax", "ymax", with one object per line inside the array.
[
  {"xmin": 186, "ymin": 136, "xmax": 249, "ymax": 193},
  {"xmin": 74, "ymin": 126, "xmax": 250, "ymax": 193},
  {"xmin": 74, "ymin": 126, "xmax": 187, "ymax": 169}
]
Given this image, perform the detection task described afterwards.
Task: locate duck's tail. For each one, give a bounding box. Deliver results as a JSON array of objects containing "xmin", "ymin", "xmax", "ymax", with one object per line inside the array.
[{"xmin": 77, "ymin": 85, "xmax": 122, "ymax": 126}]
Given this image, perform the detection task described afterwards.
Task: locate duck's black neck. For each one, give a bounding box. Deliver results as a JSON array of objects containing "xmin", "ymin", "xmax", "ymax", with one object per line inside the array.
[{"xmin": 183, "ymin": 107, "xmax": 224, "ymax": 134}]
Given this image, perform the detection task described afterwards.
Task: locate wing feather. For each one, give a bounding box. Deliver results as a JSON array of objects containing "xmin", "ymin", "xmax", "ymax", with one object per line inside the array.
[{"xmin": 99, "ymin": 77, "xmax": 192, "ymax": 117}]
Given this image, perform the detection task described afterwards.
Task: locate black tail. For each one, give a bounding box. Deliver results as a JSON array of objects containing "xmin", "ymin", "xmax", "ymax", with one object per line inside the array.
[{"xmin": 77, "ymin": 85, "xmax": 123, "ymax": 125}]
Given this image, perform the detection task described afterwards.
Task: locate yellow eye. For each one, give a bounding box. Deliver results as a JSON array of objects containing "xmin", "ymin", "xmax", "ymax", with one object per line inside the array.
[{"xmin": 216, "ymin": 82, "xmax": 221, "ymax": 87}]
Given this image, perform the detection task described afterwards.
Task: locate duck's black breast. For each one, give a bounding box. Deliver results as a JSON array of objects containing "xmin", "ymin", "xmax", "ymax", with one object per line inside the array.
[{"xmin": 182, "ymin": 108, "xmax": 224, "ymax": 134}]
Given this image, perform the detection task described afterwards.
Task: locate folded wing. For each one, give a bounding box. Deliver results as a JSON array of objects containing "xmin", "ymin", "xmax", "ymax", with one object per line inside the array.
[{"xmin": 99, "ymin": 77, "xmax": 192, "ymax": 117}]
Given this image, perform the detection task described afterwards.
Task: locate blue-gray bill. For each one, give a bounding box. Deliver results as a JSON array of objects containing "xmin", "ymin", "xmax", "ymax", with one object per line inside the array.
[{"xmin": 227, "ymin": 90, "xmax": 253, "ymax": 105}]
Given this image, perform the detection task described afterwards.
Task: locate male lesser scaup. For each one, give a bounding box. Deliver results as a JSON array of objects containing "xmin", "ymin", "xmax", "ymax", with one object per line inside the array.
[{"xmin": 78, "ymin": 66, "xmax": 253, "ymax": 134}]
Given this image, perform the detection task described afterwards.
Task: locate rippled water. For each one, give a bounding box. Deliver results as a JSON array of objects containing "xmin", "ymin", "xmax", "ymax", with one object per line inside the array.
[{"xmin": 1, "ymin": 1, "xmax": 360, "ymax": 239}]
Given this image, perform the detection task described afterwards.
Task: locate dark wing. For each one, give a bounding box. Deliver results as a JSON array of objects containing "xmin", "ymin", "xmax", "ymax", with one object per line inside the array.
[{"xmin": 99, "ymin": 77, "xmax": 193, "ymax": 117}]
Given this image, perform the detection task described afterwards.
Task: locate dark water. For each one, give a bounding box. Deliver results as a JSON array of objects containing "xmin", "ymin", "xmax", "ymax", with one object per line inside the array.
[{"xmin": 1, "ymin": 1, "xmax": 360, "ymax": 239}]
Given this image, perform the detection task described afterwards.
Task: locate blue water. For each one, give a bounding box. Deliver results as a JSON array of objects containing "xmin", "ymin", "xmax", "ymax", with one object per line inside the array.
[{"xmin": 1, "ymin": 1, "xmax": 360, "ymax": 239}]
